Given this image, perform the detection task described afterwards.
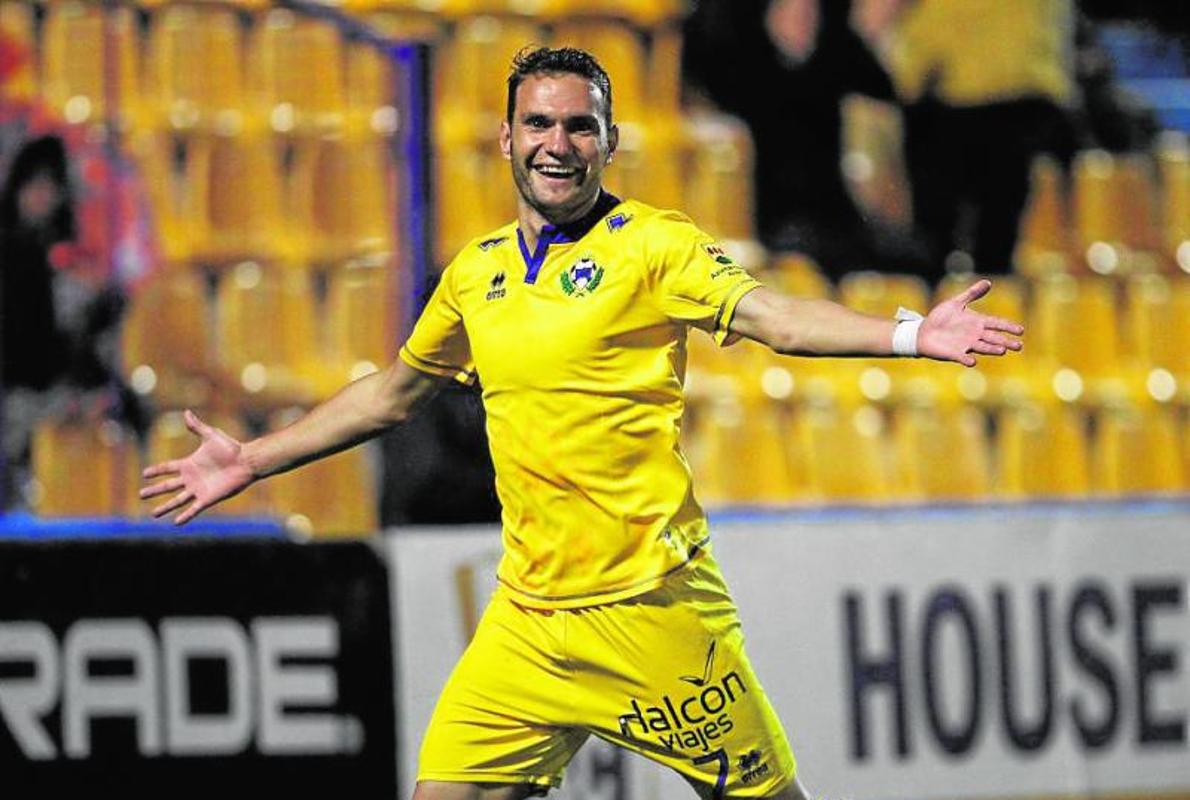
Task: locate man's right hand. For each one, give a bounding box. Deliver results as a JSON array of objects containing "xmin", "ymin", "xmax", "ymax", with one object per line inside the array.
[{"xmin": 140, "ymin": 410, "xmax": 255, "ymax": 525}]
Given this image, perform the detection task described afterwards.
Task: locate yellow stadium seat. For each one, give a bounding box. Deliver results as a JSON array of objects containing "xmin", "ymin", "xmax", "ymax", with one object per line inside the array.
[
  {"xmin": 1016, "ymin": 156, "xmax": 1072, "ymax": 277},
  {"xmin": 186, "ymin": 128, "xmax": 289, "ymax": 263},
  {"xmin": 840, "ymin": 95, "xmax": 912, "ymax": 230},
  {"xmin": 144, "ymin": 410, "xmax": 270, "ymax": 517},
  {"xmin": 435, "ymin": 15, "xmax": 545, "ymax": 132},
  {"xmin": 552, "ymin": 19, "xmax": 646, "ymax": 121},
  {"xmin": 250, "ymin": 9, "xmax": 346, "ymax": 134},
  {"xmin": 267, "ymin": 408, "xmax": 379, "ymax": 536},
  {"xmin": 546, "ymin": 0, "xmax": 685, "ymax": 26},
  {"xmin": 605, "ymin": 115, "xmax": 686, "ymax": 211},
  {"xmin": 0, "ymin": 1, "xmax": 38, "ymax": 101},
  {"xmin": 1028, "ymin": 274, "xmax": 1124, "ymax": 399},
  {"xmin": 1183, "ymin": 412, "xmax": 1190, "ymax": 482},
  {"xmin": 289, "ymin": 128, "xmax": 395, "ymax": 263},
  {"xmin": 685, "ymin": 382, "xmax": 799, "ymax": 507},
  {"xmin": 839, "ymin": 270, "xmax": 930, "ymax": 317},
  {"xmin": 31, "ymin": 418, "xmax": 140, "ymax": 517},
  {"xmin": 41, "ymin": 1, "xmax": 141, "ymax": 127},
  {"xmin": 683, "ymin": 113, "xmax": 755, "ymax": 242},
  {"xmin": 324, "ymin": 258, "xmax": 394, "ymax": 379},
  {"xmin": 995, "ymin": 402, "xmax": 1090, "ymax": 498},
  {"xmin": 1092, "ymin": 404, "xmax": 1184, "ymax": 495},
  {"xmin": 768, "ymin": 252, "xmax": 831, "ymax": 299},
  {"xmin": 431, "ymin": 124, "xmax": 512, "ymax": 263},
  {"xmin": 146, "ymin": 4, "xmax": 246, "ymax": 133},
  {"xmin": 1156, "ymin": 133, "xmax": 1190, "ymax": 274},
  {"xmin": 1072, "ymin": 149, "xmax": 1160, "ymax": 276},
  {"xmin": 364, "ymin": 9, "xmax": 445, "ymax": 45},
  {"xmin": 647, "ymin": 21, "xmax": 684, "ymax": 117},
  {"xmin": 345, "ymin": 41, "xmax": 398, "ymax": 134},
  {"xmin": 892, "ymin": 402, "xmax": 991, "ymax": 500},
  {"xmin": 213, "ymin": 261, "xmax": 321, "ymax": 404},
  {"xmin": 1122, "ymin": 274, "xmax": 1189, "ymax": 376},
  {"xmin": 127, "ymin": 130, "xmax": 192, "ymax": 264},
  {"xmin": 121, "ymin": 268, "xmax": 212, "ymax": 409},
  {"xmin": 793, "ymin": 402, "xmax": 891, "ymax": 502}
]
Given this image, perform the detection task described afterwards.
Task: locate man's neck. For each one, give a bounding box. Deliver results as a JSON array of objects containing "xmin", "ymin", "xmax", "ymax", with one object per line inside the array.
[{"xmin": 516, "ymin": 192, "xmax": 604, "ymax": 253}]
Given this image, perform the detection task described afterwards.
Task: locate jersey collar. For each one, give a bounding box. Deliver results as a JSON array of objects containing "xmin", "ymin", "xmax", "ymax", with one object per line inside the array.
[{"xmin": 516, "ymin": 190, "xmax": 622, "ymax": 285}]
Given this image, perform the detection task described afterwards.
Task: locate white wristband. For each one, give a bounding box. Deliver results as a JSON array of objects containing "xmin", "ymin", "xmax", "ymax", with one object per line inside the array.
[{"xmin": 892, "ymin": 307, "xmax": 924, "ymax": 357}]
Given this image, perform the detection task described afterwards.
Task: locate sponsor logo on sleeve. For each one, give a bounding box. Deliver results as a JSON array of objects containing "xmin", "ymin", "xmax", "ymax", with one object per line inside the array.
[{"xmin": 703, "ymin": 244, "xmax": 745, "ymax": 279}]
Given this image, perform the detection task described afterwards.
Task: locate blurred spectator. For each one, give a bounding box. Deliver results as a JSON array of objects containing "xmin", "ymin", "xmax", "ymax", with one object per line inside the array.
[
  {"xmin": 1, "ymin": 135, "xmax": 132, "ymax": 509},
  {"xmin": 683, "ymin": 0, "xmax": 925, "ymax": 280},
  {"xmin": 888, "ymin": 0, "xmax": 1080, "ymax": 281}
]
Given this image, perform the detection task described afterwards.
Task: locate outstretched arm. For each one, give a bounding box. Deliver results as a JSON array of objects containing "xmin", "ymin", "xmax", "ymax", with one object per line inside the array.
[
  {"xmin": 140, "ymin": 358, "xmax": 448, "ymax": 524},
  {"xmin": 728, "ymin": 278, "xmax": 1023, "ymax": 366}
]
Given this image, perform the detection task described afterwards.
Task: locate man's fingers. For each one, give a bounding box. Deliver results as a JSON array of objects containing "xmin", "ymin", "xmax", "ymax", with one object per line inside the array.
[
  {"xmin": 140, "ymin": 477, "xmax": 184, "ymax": 500},
  {"xmin": 143, "ymin": 461, "xmax": 181, "ymax": 480},
  {"xmin": 982, "ymin": 315, "xmax": 1025, "ymax": 336},
  {"xmin": 953, "ymin": 279, "xmax": 992, "ymax": 307},
  {"xmin": 970, "ymin": 341, "xmax": 1008, "ymax": 356},
  {"xmin": 174, "ymin": 500, "xmax": 206, "ymax": 526},
  {"xmin": 183, "ymin": 409, "xmax": 213, "ymax": 439},
  {"xmin": 979, "ymin": 331, "xmax": 1022, "ymax": 351},
  {"xmin": 152, "ymin": 490, "xmax": 193, "ymax": 519}
]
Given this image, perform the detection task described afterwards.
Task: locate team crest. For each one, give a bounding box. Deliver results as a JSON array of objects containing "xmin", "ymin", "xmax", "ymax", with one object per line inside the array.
[{"xmin": 561, "ymin": 257, "xmax": 605, "ymax": 297}]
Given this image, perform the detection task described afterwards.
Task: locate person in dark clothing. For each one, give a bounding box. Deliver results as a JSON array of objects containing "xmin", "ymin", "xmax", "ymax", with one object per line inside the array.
[
  {"xmin": 0, "ymin": 135, "xmax": 135, "ymax": 509},
  {"xmin": 683, "ymin": 0, "xmax": 924, "ymax": 278},
  {"xmin": 0, "ymin": 136, "xmax": 74, "ymax": 392}
]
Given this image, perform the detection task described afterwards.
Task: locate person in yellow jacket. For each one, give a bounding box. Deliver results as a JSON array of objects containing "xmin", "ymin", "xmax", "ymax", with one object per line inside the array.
[
  {"xmin": 142, "ymin": 47, "xmax": 1024, "ymax": 799},
  {"xmin": 888, "ymin": 0, "xmax": 1078, "ymax": 281}
]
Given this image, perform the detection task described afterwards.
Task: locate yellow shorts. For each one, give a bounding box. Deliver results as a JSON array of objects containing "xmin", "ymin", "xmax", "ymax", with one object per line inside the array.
[{"xmin": 418, "ymin": 554, "xmax": 797, "ymax": 797}]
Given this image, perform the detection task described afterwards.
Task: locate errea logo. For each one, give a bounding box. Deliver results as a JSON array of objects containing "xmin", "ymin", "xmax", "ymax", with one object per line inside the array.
[{"xmin": 486, "ymin": 271, "xmax": 507, "ymax": 301}]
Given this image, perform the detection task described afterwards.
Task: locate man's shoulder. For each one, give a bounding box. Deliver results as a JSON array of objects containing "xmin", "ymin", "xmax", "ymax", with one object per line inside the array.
[
  {"xmin": 454, "ymin": 223, "xmax": 519, "ymax": 264},
  {"xmin": 599, "ymin": 199, "xmax": 699, "ymax": 240}
]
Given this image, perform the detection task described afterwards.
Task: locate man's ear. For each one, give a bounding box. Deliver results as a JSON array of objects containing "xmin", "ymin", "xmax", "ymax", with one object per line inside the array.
[
  {"xmin": 606, "ymin": 123, "xmax": 619, "ymax": 164},
  {"xmin": 499, "ymin": 120, "xmax": 512, "ymax": 161}
]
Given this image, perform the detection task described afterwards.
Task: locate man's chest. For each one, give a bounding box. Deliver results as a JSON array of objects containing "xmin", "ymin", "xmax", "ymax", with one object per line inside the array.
[{"xmin": 459, "ymin": 244, "xmax": 665, "ymax": 385}]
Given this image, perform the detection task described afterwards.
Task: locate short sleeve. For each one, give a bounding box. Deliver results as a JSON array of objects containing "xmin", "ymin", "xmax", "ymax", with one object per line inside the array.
[
  {"xmin": 648, "ymin": 212, "xmax": 762, "ymax": 345},
  {"xmin": 399, "ymin": 262, "xmax": 476, "ymax": 384}
]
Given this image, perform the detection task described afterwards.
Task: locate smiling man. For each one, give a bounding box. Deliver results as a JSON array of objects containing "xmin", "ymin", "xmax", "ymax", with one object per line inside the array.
[{"xmin": 142, "ymin": 47, "xmax": 1024, "ymax": 799}]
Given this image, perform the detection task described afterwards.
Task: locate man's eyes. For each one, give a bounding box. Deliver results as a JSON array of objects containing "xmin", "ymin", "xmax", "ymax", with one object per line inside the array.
[{"xmin": 521, "ymin": 117, "xmax": 598, "ymax": 133}]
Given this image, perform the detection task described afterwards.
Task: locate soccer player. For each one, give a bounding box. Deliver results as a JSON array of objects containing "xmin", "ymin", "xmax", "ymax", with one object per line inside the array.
[{"xmin": 142, "ymin": 47, "xmax": 1024, "ymax": 800}]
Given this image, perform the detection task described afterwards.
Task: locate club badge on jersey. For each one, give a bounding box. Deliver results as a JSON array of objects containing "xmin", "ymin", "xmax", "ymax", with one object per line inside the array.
[{"xmin": 561, "ymin": 257, "xmax": 605, "ymax": 297}]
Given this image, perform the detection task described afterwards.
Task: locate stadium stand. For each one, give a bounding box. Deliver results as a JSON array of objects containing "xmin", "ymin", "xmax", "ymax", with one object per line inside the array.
[{"xmin": 1, "ymin": 0, "xmax": 1186, "ymax": 531}]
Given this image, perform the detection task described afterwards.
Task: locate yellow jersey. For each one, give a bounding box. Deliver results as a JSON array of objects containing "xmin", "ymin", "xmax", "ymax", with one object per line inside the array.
[{"xmin": 400, "ymin": 193, "xmax": 760, "ymax": 608}]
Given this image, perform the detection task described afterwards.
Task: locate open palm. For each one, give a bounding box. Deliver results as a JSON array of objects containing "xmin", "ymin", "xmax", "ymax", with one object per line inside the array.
[
  {"xmin": 917, "ymin": 279, "xmax": 1024, "ymax": 367},
  {"xmin": 140, "ymin": 410, "xmax": 255, "ymax": 524}
]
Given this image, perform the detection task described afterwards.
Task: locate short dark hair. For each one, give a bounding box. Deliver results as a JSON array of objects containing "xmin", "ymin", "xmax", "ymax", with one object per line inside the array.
[{"xmin": 506, "ymin": 46, "xmax": 613, "ymax": 127}]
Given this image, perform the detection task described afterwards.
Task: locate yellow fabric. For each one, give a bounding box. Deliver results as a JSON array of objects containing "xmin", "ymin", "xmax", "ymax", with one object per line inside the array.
[
  {"xmin": 888, "ymin": 0, "xmax": 1074, "ymax": 107},
  {"xmin": 400, "ymin": 197, "xmax": 761, "ymax": 609},
  {"xmin": 418, "ymin": 554, "xmax": 797, "ymax": 795}
]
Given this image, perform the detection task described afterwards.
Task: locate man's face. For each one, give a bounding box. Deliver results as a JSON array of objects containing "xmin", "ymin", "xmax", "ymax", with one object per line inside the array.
[{"xmin": 500, "ymin": 72, "xmax": 618, "ymax": 225}]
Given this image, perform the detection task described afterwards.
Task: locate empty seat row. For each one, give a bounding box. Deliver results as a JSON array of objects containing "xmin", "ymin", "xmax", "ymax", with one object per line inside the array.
[
  {"xmin": 1017, "ymin": 139, "xmax": 1190, "ymax": 277},
  {"xmin": 128, "ymin": 125, "xmax": 394, "ymax": 265},
  {"xmin": 121, "ymin": 259, "xmax": 394, "ymax": 411},
  {"xmin": 688, "ymin": 269, "xmax": 1190, "ymax": 410},
  {"xmin": 684, "ymin": 396, "xmax": 1189, "ymax": 506},
  {"xmin": 30, "ymin": 410, "xmax": 378, "ymax": 535}
]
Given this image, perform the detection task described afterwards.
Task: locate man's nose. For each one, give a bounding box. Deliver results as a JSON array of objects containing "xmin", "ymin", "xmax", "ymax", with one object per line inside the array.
[{"xmin": 544, "ymin": 123, "xmax": 572, "ymax": 153}]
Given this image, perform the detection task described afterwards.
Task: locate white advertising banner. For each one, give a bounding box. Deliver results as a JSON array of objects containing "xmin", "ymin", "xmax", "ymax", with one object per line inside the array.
[{"xmin": 387, "ymin": 502, "xmax": 1190, "ymax": 800}]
